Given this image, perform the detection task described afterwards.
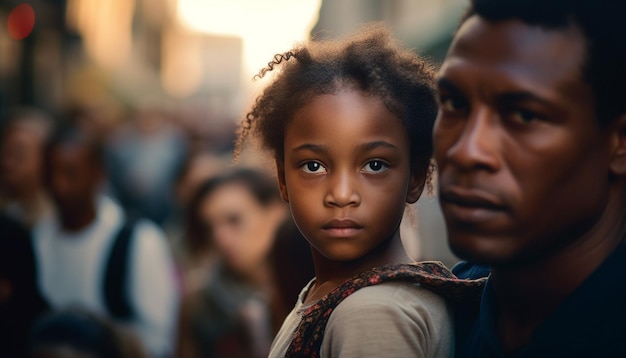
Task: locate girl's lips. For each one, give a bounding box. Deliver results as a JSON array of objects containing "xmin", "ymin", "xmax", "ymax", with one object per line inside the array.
[
  {"xmin": 322, "ymin": 218, "xmax": 363, "ymax": 229},
  {"xmin": 322, "ymin": 219, "xmax": 363, "ymax": 237}
]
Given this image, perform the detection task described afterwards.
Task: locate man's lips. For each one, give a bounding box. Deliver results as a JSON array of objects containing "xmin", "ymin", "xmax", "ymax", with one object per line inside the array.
[
  {"xmin": 439, "ymin": 187, "xmax": 508, "ymax": 224},
  {"xmin": 440, "ymin": 187, "xmax": 505, "ymax": 210}
]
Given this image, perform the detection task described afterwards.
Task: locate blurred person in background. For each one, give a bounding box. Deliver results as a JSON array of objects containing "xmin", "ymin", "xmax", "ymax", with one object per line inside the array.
[
  {"xmin": 105, "ymin": 101, "xmax": 188, "ymax": 227},
  {"xmin": 166, "ymin": 149, "xmax": 229, "ymax": 249},
  {"xmin": 0, "ymin": 107, "xmax": 54, "ymax": 229},
  {"xmin": 267, "ymin": 218, "xmax": 315, "ymax": 335},
  {"xmin": 29, "ymin": 308, "xmax": 147, "ymax": 358},
  {"xmin": 176, "ymin": 168, "xmax": 287, "ymax": 358},
  {"xmin": 33, "ymin": 123, "xmax": 180, "ymax": 357},
  {"xmin": 0, "ymin": 213, "xmax": 48, "ymax": 358}
]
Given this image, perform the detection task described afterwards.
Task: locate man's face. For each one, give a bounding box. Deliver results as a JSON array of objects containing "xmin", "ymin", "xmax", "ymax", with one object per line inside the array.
[
  {"xmin": 434, "ymin": 16, "xmax": 614, "ymax": 267},
  {"xmin": 46, "ymin": 143, "xmax": 101, "ymax": 214}
]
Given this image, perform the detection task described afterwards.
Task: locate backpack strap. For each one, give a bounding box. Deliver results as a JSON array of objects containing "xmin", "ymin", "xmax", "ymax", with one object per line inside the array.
[
  {"xmin": 285, "ymin": 261, "xmax": 487, "ymax": 358},
  {"xmin": 103, "ymin": 219, "xmax": 136, "ymax": 320}
]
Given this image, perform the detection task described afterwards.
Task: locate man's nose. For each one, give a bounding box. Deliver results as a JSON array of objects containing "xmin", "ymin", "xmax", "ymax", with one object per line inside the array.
[{"xmin": 445, "ymin": 107, "xmax": 502, "ymax": 172}]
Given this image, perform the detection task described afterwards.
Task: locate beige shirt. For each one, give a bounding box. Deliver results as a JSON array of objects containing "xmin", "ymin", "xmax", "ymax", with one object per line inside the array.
[{"xmin": 269, "ymin": 279, "xmax": 454, "ymax": 358}]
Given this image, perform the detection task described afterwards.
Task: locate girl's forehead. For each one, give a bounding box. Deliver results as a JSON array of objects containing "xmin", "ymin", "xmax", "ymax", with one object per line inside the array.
[{"xmin": 284, "ymin": 89, "xmax": 408, "ymax": 150}]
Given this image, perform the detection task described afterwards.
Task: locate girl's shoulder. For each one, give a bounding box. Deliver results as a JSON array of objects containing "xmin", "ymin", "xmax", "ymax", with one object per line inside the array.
[
  {"xmin": 321, "ymin": 281, "xmax": 453, "ymax": 357},
  {"xmin": 285, "ymin": 263, "xmax": 481, "ymax": 357},
  {"xmin": 329, "ymin": 280, "xmax": 449, "ymax": 320}
]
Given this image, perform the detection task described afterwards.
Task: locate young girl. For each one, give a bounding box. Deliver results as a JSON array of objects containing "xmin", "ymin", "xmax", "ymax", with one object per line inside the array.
[{"xmin": 236, "ymin": 24, "xmax": 477, "ymax": 358}]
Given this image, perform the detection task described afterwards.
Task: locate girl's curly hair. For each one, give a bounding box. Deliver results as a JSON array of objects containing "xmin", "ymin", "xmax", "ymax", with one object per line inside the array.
[{"xmin": 235, "ymin": 23, "xmax": 438, "ymax": 184}]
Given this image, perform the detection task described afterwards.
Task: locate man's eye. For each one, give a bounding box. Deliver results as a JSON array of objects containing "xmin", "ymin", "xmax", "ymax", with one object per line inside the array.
[
  {"xmin": 362, "ymin": 160, "xmax": 388, "ymax": 173},
  {"xmin": 439, "ymin": 96, "xmax": 467, "ymax": 112},
  {"xmin": 510, "ymin": 109, "xmax": 540, "ymax": 124},
  {"xmin": 301, "ymin": 161, "xmax": 327, "ymax": 174}
]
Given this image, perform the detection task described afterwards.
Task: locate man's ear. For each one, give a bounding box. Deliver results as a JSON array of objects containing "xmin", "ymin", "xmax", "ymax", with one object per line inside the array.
[
  {"xmin": 406, "ymin": 168, "xmax": 426, "ymax": 204},
  {"xmin": 275, "ymin": 159, "xmax": 289, "ymax": 203},
  {"xmin": 610, "ymin": 114, "xmax": 626, "ymax": 176}
]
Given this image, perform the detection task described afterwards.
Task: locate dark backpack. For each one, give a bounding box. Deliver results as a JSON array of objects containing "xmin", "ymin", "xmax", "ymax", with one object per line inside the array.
[{"xmin": 102, "ymin": 219, "xmax": 136, "ymax": 320}]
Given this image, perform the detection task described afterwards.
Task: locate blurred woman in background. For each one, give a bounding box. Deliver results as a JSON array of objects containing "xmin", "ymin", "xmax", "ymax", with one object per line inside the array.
[{"xmin": 176, "ymin": 167, "xmax": 288, "ymax": 358}]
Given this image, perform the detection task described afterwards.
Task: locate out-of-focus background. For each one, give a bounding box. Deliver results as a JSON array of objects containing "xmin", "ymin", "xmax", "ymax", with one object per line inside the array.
[
  {"xmin": 0, "ymin": 1, "xmax": 467, "ymax": 357},
  {"xmin": 1, "ymin": 0, "xmax": 466, "ymax": 144}
]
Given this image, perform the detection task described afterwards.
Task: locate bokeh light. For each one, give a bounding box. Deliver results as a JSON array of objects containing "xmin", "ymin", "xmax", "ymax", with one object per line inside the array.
[
  {"xmin": 7, "ymin": 3, "xmax": 36, "ymax": 41},
  {"xmin": 177, "ymin": 0, "xmax": 321, "ymax": 79}
]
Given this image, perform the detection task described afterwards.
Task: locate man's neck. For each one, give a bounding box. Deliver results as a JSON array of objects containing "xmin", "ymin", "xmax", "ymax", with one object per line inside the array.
[
  {"xmin": 491, "ymin": 199, "xmax": 626, "ymax": 353},
  {"xmin": 59, "ymin": 204, "xmax": 97, "ymax": 233}
]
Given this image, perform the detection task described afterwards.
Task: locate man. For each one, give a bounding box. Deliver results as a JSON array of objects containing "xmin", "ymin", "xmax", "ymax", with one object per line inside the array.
[
  {"xmin": 34, "ymin": 124, "xmax": 180, "ymax": 357},
  {"xmin": 433, "ymin": 0, "xmax": 626, "ymax": 356}
]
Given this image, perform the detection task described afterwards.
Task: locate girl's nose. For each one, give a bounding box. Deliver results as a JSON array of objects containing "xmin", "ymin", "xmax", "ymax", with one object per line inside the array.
[{"xmin": 324, "ymin": 170, "xmax": 361, "ymax": 207}]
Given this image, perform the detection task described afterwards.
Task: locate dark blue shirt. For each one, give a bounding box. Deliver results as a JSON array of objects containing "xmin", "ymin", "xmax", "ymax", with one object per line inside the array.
[{"xmin": 454, "ymin": 245, "xmax": 626, "ymax": 357}]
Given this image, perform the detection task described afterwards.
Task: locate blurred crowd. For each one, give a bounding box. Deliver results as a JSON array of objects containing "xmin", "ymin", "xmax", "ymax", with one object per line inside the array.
[{"xmin": 0, "ymin": 103, "xmax": 315, "ymax": 358}]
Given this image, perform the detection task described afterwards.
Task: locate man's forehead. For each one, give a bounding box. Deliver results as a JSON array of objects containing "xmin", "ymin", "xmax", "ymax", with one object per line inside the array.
[
  {"xmin": 446, "ymin": 15, "xmax": 586, "ymax": 72},
  {"xmin": 438, "ymin": 15, "xmax": 589, "ymax": 98},
  {"xmin": 436, "ymin": 15, "xmax": 596, "ymax": 117}
]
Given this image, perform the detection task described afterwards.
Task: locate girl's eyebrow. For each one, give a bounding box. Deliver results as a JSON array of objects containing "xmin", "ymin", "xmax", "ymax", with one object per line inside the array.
[
  {"xmin": 292, "ymin": 141, "xmax": 400, "ymax": 153},
  {"xmin": 292, "ymin": 144, "xmax": 327, "ymax": 153},
  {"xmin": 361, "ymin": 141, "xmax": 400, "ymax": 152}
]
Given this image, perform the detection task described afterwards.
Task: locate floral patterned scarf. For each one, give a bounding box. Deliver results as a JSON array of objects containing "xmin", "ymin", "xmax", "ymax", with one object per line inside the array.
[{"xmin": 285, "ymin": 261, "xmax": 487, "ymax": 358}]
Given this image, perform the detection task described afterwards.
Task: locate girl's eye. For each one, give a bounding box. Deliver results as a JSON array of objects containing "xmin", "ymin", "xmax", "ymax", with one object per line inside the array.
[
  {"xmin": 301, "ymin": 161, "xmax": 327, "ymax": 174},
  {"xmin": 362, "ymin": 160, "xmax": 388, "ymax": 173}
]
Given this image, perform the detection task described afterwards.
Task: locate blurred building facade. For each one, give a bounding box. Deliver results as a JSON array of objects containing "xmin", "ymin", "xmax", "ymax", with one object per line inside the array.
[
  {"xmin": 0, "ymin": 0, "xmax": 463, "ymax": 266},
  {"xmin": 1, "ymin": 0, "xmax": 466, "ymax": 120},
  {"xmin": 312, "ymin": 0, "xmax": 466, "ymax": 63}
]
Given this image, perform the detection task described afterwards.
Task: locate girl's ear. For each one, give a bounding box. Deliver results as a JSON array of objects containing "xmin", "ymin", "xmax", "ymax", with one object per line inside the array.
[
  {"xmin": 406, "ymin": 169, "xmax": 426, "ymax": 204},
  {"xmin": 609, "ymin": 114, "xmax": 626, "ymax": 175},
  {"xmin": 275, "ymin": 159, "xmax": 289, "ymax": 203}
]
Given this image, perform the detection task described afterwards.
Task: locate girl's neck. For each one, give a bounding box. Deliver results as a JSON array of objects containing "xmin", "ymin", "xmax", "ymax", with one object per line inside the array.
[{"xmin": 305, "ymin": 231, "xmax": 410, "ymax": 304}]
